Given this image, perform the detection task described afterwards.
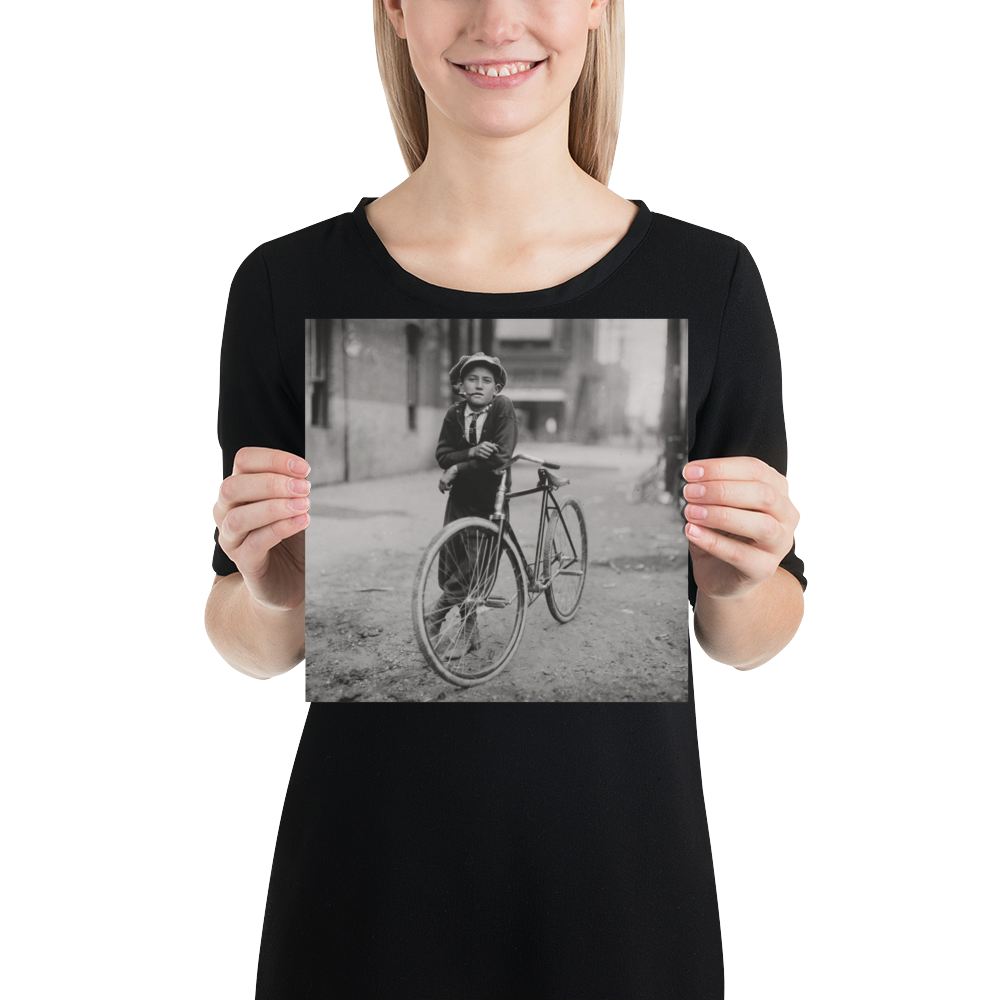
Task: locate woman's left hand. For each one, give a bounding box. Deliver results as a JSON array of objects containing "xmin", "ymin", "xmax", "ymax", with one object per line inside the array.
[{"xmin": 683, "ymin": 457, "xmax": 799, "ymax": 600}]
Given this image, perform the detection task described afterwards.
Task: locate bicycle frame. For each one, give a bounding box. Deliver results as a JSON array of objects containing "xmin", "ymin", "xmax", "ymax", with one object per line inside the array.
[{"xmin": 488, "ymin": 462, "xmax": 583, "ymax": 604}]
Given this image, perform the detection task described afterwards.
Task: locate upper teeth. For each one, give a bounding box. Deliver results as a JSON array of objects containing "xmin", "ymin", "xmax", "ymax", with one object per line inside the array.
[{"xmin": 463, "ymin": 62, "xmax": 537, "ymax": 77}]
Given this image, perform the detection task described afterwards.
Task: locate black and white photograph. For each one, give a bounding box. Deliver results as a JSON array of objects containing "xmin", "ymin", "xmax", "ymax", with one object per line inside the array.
[{"xmin": 305, "ymin": 318, "xmax": 689, "ymax": 702}]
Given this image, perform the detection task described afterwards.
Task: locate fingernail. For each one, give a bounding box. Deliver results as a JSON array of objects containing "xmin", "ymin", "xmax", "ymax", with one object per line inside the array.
[
  {"xmin": 686, "ymin": 505, "xmax": 707, "ymax": 520},
  {"xmin": 685, "ymin": 465, "xmax": 704, "ymax": 481},
  {"xmin": 289, "ymin": 478, "xmax": 310, "ymax": 495},
  {"xmin": 291, "ymin": 514, "xmax": 310, "ymax": 526},
  {"xmin": 687, "ymin": 523, "xmax": 703, "ymax": 538},
  {"xmin": 290, "ymin": 459, "xmax": 310, "ymax": 476},
  {"xmin": 290, "ymin": 497, "xmax": 310, "ymax": 511},
  {"xmin": 684, "ymin": 484, "xmax": 706, "ymax": 499}
]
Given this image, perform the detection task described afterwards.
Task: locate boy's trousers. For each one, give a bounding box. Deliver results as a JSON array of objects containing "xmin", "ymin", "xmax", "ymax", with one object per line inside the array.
[{"xmin": 436, "ymin": 496, "xmax": 497, "ymax": 615}]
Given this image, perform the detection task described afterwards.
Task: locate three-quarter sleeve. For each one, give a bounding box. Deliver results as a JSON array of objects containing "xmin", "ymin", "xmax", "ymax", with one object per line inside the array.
[
  {"xmin": 688, "ymin": 243, "xmax": 807, "ymax": 608},
  {"xmin": 212, "ymin": 247, "xmax": 302, "ymax": 577}
]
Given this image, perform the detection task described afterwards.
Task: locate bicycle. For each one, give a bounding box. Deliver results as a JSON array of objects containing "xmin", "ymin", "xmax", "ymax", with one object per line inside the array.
[
  {"xmin": 626, "ymin": 452, "xmax": 667, "ymax": 504},
  {"xmin": 626, "ymin": 440, "xmax": 686, "ymax": 513},
  {"xmin": 412, "ymin": 453, "xmax": 588, "ymax": 687}
]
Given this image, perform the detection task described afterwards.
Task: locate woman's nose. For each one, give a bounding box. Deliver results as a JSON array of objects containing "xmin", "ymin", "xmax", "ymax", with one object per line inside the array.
[{"xmin": 469, "ymin": 0, "xmax": 525, "ymax": 48}]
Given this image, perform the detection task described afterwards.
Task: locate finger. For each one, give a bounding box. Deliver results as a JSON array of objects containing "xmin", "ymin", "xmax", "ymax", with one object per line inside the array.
[
  {"xmin": 684, "ymin": 457, "xmax": 787, "ymax": 495},
  {"xmin": 684, "ymin": 502, "xmax": 787, "ymax": 554},
  {"xmin": 218, "ymin": 495, "xmax": 312, "ymax": 551},
  {"xmin": 232, "ymin": 446, "xmax": 310, "ymax": 479},
  {"xmin": 233, "ymin": 513, "xmax": 310, "ymax": 578},
  {"xmin": 682, "ymin": 478, "xmax": 789, "ymax": 517},
  {"xmin": 685, "ymin": 522, "xmax": 777, "ymax": 579},
  {"xmin": 217, "ymin": 470, "xmax": 310, "ymax": 511}
]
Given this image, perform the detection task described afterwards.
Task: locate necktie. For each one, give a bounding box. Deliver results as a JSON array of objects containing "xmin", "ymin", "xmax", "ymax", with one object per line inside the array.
[{"xmin": 467, "ymin": 402, "xmax": 491, "ymax": 445}]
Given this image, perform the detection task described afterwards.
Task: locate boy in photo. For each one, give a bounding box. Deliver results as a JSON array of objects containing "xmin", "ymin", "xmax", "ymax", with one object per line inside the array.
[{"xmin": 429, "ymin": 353, "xmax": 519, "ymax": 658}]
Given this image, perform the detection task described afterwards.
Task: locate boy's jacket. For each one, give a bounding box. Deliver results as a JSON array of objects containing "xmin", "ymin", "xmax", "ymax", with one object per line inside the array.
[{"xmin": 435, "ymin": 393, "xmax": 519, "ymax": 512}]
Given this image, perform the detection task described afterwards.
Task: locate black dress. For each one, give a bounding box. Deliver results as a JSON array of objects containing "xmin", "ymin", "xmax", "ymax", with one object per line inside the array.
[{"xmin": 213, "ymin": 198, "xmax": 807, "ymax": 999}]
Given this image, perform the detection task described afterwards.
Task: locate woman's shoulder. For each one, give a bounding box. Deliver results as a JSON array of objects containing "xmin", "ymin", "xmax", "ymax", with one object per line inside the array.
[
  {"xmin": 644, "ymin": 207, "xmax": 745, "ymax": 263},
  {"xmin": 636, "ymin": 205, "xmax": 756, "ymax": 295},
  {"xmin": 261, "ymin": 212, "xmax": 355, "ymax": 253},
  {"xmin": 232, "ymin": 204, "xmax": 362, "ymax": 276}
]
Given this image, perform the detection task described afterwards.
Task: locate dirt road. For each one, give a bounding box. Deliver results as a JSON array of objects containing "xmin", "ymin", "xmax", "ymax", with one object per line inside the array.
[{"xmin": 305, "ymin": 444, "xmax": 689, "ymax": 702}]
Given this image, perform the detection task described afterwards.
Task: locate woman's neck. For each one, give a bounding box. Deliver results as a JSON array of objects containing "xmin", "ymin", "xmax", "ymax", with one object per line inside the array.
[
  {"xmin": 409, "ymin": 117, "xmax": 592, "ymax": 239},
  {"xmin": 376, "ymin": 99, "xmax": 610, "ymax": 241},
  {"xmin": 363, "ymin": 106, "xmax": 638, "ymax": 293}
]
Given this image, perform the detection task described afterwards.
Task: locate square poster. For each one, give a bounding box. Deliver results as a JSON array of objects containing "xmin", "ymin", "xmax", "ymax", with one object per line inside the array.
[{"xmin": 305, "ymin": 318, "xmax": 688, "ymax": 702}]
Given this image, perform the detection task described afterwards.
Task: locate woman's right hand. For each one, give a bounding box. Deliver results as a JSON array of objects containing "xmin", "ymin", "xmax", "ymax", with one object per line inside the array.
[{"xmin": 213, "ymin": 447, "xmax": 311, "ymax": 611}]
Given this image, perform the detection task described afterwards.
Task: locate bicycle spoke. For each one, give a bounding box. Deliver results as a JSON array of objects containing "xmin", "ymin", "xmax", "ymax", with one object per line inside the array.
[{"xmin": 414, "ymin": 518, "xmax": 527, "ymax": 684}]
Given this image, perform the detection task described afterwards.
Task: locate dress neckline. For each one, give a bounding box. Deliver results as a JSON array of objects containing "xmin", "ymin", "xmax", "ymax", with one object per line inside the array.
[{"xmin": 352, "ymin": 196, "xmax": 652, "ymax": 309}]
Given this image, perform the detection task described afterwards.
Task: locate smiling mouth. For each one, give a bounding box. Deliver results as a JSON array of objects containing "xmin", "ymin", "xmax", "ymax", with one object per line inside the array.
[{"xmin": 458, "ymin": 60, "xmax": 543, "ymax": 77}]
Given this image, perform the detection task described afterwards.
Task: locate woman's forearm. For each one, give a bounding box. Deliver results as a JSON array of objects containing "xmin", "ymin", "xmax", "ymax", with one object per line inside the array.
[
  {"xmin": 205, "ymin": 573, "xmax": 304, "ymax": 679},
  {"xmin": 693, "ymin": 566, "xmax": 804, "ymax": 670}
]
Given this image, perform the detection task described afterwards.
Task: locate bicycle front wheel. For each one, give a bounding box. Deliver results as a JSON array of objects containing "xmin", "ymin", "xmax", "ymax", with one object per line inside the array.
[
  {"xmin": 542, "ymin": 496, "xmax": 588, "ymax": 623},
  {"xmin": 412, "ymin": 517, "xmax": 528, "ymax": 687}
]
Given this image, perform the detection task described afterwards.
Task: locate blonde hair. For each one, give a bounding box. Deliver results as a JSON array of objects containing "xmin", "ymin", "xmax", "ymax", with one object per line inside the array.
[{"xmin": 373, "ymin": 0, "xmax": 625, "ymax": 185}]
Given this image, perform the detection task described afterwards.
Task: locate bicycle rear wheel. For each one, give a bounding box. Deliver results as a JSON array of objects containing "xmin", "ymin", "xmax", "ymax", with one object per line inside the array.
[
  {"xmin": 412, "ymin": 517, "xmax": 528, "ymax": 687},
  {"xmin": 542, "ymin": 496, "xmax": 588, "ymax": 623}
]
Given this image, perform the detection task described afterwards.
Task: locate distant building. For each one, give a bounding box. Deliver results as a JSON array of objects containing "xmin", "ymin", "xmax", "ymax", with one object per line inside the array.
[
  {"xmin": 495, "ymin": 318, "xmax": 629, "ymax": 442},
  {"xmin": 306, "ymin": 319, "xmax": 457, "ymax": 485},
  {"xmin": 304, "ymin": 318, "xmax": 643, "ymax": 484}
]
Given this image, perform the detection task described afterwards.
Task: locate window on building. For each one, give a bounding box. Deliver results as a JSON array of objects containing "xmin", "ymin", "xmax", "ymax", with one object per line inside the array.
[
  {"xmin": 307, "ymin": 319, "xmax": 330, "ymax": 427},
  {"xmin": 406, "ymin": 324, "xmax": 421, "ymax": 430},
  {"xmin": 495, "ymin": 318, "xmax": 554, "ymax": 348}
]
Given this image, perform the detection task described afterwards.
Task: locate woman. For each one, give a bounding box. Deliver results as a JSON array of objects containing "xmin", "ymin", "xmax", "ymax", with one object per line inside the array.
[{"xmin": 207, "ymin": 1, "xmax": 806, "ymax": 996}]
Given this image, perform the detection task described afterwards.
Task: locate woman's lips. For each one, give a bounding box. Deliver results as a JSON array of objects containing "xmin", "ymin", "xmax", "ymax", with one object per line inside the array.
[{"xmin": 453, "ymin": 59, "xmax": 546, "ymax": 90}]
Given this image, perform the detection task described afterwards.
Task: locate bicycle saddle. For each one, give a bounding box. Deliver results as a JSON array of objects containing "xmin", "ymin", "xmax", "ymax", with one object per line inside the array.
[{"xmin": 538, "ymin": 468, "xmax": 570, "ymax": 489}]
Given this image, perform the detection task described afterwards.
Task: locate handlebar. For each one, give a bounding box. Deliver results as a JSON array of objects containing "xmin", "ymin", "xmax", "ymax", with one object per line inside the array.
[
  {"xmin": 490, "ymin": 452, "xmax": 564, "ymax": 515},
  {"xmin": 508, "ymin": 452, "xmax": 560, "ymax": 470}
]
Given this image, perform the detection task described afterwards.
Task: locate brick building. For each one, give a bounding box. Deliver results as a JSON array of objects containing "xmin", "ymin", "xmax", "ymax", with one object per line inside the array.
[
  {"xmin": 306, "ymin": 318, "xmax": 506, "ymax": 485},
  {"xmin": 304, "ymin": 317, "xmax": 654, "ymax": 484}
]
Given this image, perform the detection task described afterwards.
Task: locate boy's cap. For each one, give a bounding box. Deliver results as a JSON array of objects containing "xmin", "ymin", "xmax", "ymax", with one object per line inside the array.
[{"xmin": 450, "ymin": 352, "xmax": 507, "ymax": 392}]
